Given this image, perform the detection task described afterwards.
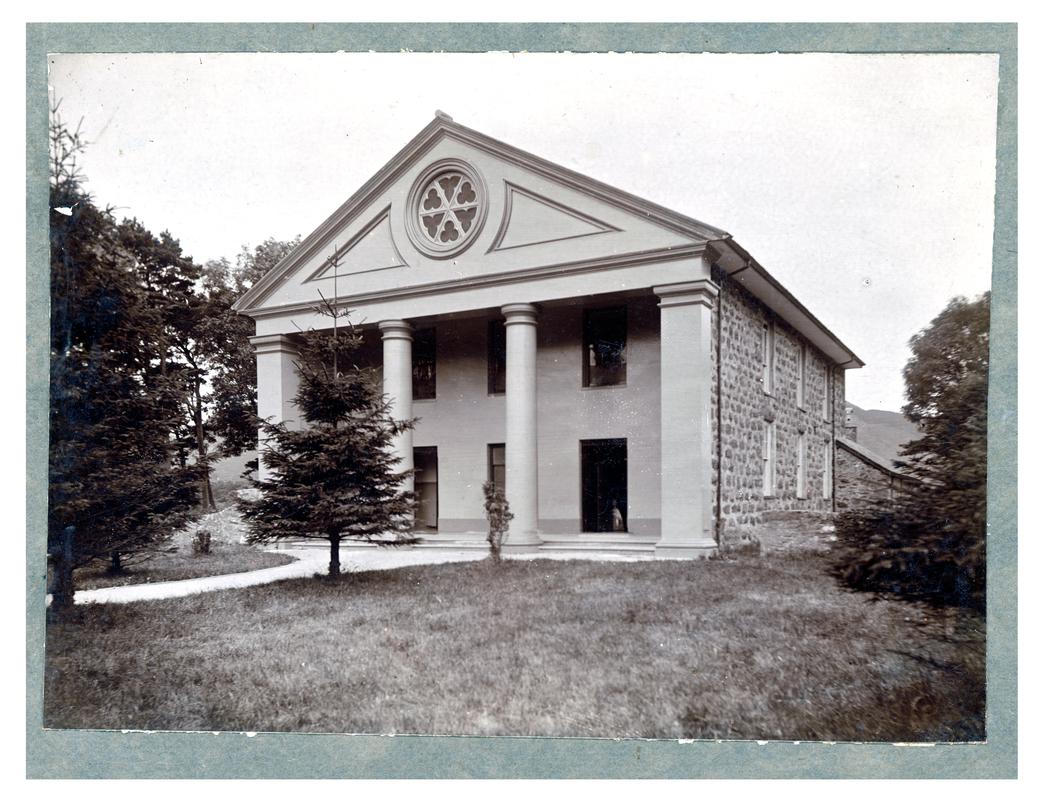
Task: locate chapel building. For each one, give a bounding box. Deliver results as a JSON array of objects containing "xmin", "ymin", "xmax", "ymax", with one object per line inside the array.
[{"xmin": 234, "ymin": 113, "xmax": 866, "ymax": 557}]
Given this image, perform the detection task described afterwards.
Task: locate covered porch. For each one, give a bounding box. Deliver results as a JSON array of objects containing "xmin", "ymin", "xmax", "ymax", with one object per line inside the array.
[{"xmin": 252, "ymin": 275, "xmax": 720, "ymax": 559}]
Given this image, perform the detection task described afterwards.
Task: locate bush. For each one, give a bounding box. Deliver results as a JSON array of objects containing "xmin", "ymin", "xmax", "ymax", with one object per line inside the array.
[
  {"xmin": 482, "ymin": 481, "xmax": 512, "ymax": 565},
  {"xmin": 830, "ymin": 507, "xmax": 984, "ymax": 610},
  {"xmin": 192, "ymin": 525, "xmax": 213, "ymax": 556}
]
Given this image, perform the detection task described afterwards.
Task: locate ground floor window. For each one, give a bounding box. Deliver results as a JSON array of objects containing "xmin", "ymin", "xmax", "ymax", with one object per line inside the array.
[
  {"xmin": 797, "ymin": 433, "xmax": 807, "ymax": 499},
  {"xmin": 822, "ymin": 439, "xmax": 833, "ymax": 500},
  {"xmin": 413, "ymin": 446, "xmax": 438, "ymax": 530},
  {"xmin": 487, "ymin": 443, "xmax": 505, "ymax": 494},
  {"xmin": 762, "ymin": 421, "xmax": 776, "ymax": 497},
  {"xmin": 580, "ymin": 438, "xmax": 628, "ymax": 532}
]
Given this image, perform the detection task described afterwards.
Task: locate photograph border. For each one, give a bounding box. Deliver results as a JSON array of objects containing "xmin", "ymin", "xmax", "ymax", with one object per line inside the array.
[{"xmin": 25, "ymin": 22, "xmax": 1017, "ymax": 779}]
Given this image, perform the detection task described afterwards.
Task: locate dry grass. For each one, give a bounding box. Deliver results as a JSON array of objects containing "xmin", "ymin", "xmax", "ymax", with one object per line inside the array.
[{"xmin": 44, "ymin": 555, "xmax": 984, "ymax": 740}]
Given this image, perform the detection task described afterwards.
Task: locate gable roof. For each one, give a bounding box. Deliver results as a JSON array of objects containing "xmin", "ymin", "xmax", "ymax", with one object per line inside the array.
[
  {"xmin": 837, "ymin": 436, "xmax": 917, "ymax": 480},
  {"xmin": 234, "ymin": 113, "xmax": 864, "ymax": 369}
]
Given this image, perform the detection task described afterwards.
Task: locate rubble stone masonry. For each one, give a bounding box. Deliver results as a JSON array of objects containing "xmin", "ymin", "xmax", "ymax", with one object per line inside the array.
[{"xmin": 712, "ymin": 266, "xmax": 843, "ymax": 544}]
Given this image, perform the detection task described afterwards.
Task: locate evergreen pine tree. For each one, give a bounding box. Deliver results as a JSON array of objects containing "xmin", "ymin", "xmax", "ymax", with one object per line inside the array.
[
  {"xmin": 48, "ymin": 102, "xmax": 202, "ymax": 608},
  {"xmin": 238, "ymin": 300, "xmax": 417, "ymax": 576}
]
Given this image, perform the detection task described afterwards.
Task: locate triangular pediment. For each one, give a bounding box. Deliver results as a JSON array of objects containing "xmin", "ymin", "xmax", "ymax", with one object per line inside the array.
[{"xmin": 236, "ymin": 115, "xmax": 730, "ymax": 315}]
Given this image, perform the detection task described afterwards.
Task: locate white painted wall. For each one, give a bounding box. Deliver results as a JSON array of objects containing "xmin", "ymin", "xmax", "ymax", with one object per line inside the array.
[{"xmin": 362, "ymin": 295, "xmax": 664, "ymax": 536}]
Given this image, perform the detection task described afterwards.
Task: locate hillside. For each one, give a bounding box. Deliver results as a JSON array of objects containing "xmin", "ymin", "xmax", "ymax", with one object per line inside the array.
[{"xmin": 844, "ymin": 402, "xmax": 920, "ymax": 465}]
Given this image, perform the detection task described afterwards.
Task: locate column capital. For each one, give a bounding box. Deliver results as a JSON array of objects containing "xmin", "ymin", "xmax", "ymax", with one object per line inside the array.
[
  {"xmin": 654, "ymin": 279, "xmax": 719, "ymax": 309},
  {"xmin": 249, "ymin": 333, "xmax": 300, "ymax": 356},
  {"xmin": 501, "ymin": 303, "xmax": 539, "ymax": 326},
  {"xmin": 378, "ymin": 319, "xmax": 413, "ymax": 340}
]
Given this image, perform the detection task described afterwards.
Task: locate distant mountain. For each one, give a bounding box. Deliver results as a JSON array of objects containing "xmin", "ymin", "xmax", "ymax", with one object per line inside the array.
[{"xmin": 843, "ymin": 402, "xmax": 920, "ymax": 465}]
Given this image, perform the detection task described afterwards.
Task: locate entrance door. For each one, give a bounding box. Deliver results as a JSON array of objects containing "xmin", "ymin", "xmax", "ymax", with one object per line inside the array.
[
  {"xmin": 413, "ymin": 446, "xmax": 438, "ymax": 531},
  {"xmin": 580, "ymin": 439, "xmax": 628, "ymax": 532}
]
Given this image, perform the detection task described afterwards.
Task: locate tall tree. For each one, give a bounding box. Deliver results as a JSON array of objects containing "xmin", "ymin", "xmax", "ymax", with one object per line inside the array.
[
  {"xmin": 48, "ymin": 103, "xmax": 201, "ymax": 607},
  {"xmin": 898, "ymin": 292, "xmax": 990, "ymax": 539},
  {"xmin": 205, "ymin": 238, "xmax": 300, "ymax": 470},
  {"xmin": 832, "ymin": 292, "xmax": 989, "ymax": 609},
  {"xmin": 116, "ymin": 219, "xmax": 214, "ymax": 506},
  {"xmin": 238, "ymin": 300, "xmax": 416, "ymax": 576}
]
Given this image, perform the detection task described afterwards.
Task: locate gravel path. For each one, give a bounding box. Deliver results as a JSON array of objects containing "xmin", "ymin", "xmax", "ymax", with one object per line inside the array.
[{"xmin": 66, "ymin": 548, "xmax": 489, "ymax": 605}]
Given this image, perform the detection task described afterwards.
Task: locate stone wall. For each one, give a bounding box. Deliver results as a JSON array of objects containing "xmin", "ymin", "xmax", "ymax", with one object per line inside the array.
[
  {"xmin": 713, "ymin": 266, "xmax": 843, "ymax": 545},
  {"xmin": 754, "ymin": 510, "xmax": 837, "ymax": 555},
  {"xmin": 835, "ymin": 442, "xmax": 915, "ymax": 511}
]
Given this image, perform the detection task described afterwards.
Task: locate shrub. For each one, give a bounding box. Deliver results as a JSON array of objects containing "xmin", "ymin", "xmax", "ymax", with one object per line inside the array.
[
  {"xmin": 192, "ymin": 525, "xmax": 213, "ymax": 556},
  {"xmin": 482, "ymin": 481, "xmax": 513, "ymax": 565},
  {"xmin": 830, "ymin": 507, "xmax": 985, "ymax": 611}
]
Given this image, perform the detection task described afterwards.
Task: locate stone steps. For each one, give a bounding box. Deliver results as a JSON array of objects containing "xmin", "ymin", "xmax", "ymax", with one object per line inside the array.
[{"xmin": 279, "ymin": 533, "xmax": 661, "ymax": 555}]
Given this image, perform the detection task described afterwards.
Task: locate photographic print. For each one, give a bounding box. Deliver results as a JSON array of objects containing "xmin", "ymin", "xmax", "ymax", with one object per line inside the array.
[{"xmin": 31, "ymin": 29, "xmax": 1014, "ymax": 777}]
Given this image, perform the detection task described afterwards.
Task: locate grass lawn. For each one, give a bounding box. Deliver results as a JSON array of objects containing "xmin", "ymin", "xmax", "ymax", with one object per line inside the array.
[
  {"xmin": 43, "ymin": 555, "xmax": 985, "ymax": 740},
  {"xmin": 73, "ymin": 544, "xmax": 296, "ymax": 590}
]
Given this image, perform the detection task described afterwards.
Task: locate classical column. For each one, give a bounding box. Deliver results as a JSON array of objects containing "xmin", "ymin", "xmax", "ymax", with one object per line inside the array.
[
  {"xmin": 654, "ymin": 280, "xmax": 719, "ymax": 558},
  {"xmin": 502, "ymin": 303, "xmax": 541, "ymax": 551},
  {"xmin": 251, "ymin": 333, "xmax": 301, "ymax": 481},
  {"xmin": 378, "ymin": 320, "xmax": 415, "ymax": 498}
]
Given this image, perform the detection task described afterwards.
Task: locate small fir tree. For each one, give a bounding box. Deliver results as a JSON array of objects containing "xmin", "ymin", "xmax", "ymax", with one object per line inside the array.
[
  {"xmin": 482, "ymin": 481, "xmax": 513, "ymax": 565},
  {"xmin": 238, "ymin": 300, "xmax": 417, "ymax": 576}
]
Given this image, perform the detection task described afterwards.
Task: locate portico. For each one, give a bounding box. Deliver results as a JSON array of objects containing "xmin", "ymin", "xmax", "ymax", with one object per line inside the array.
[{"xmin": 251, "ymin": 276, "xmax": 719, "ymax": 557}]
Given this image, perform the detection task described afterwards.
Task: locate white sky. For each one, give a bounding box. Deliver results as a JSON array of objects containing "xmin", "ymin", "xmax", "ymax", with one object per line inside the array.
[{"xmin": 47, "ymin": 51, "xmax": 999, "ymax": 413}]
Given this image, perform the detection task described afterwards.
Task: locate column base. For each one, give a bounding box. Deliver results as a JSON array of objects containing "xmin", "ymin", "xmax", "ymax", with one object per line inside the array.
[
  {"xmin": 654, "ymin": 540, "xmax": 718, "ymax": 560},
  {"xmin": 502, "ymin": 530, "xmax": 542, "ymax": 554}
]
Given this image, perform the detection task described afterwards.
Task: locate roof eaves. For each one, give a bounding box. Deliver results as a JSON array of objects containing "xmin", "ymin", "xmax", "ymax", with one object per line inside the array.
[{"xmin": 715, "ymin": 237, "xmax": 865, "ymax": 370}]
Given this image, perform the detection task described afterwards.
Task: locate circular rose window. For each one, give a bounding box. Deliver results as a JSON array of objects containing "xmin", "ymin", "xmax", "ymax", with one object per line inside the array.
[{"xmin": 406, "ymin": 160, "xmax": 487, "ymax": 258}]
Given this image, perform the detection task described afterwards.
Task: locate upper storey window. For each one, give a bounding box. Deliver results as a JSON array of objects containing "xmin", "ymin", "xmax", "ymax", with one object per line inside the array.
[
  {"xmin": 406, "ymin": 160, "xmax": 488, "ymax": 259},
  {"xmin": 761, "ymin": 321, "xmax": 775, "ymax": 395},
  {"xmin": 413, "ymin": 328, "xmax": 436, "ymax": 400},
  {"xmin": 487, "ymin": 319, "xmax": 507, "ymax": 395},
  {"xmin": 797, "ymin": 343, "xmax": 807, "ymax": 409},
  {"xmin": 823, "ymin": 366, "xmax": 833, "ymax": 422},
  {"xmin": 583, "ymin": 306, "xmax": 627, "ymax": 388}
]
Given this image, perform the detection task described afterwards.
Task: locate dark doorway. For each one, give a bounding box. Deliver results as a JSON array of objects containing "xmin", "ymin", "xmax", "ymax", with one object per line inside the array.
[
  {"xmin": 580, "ymin": 438, "xmax": 628, "ymax": 533},
  {"xmin": 413, "ymin": 446, "xmax": 438, "ymax": 531}
]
